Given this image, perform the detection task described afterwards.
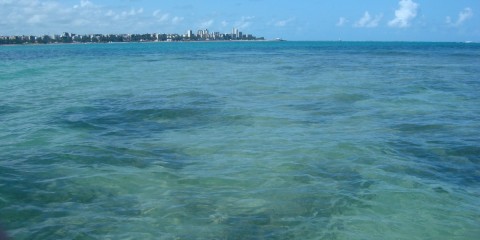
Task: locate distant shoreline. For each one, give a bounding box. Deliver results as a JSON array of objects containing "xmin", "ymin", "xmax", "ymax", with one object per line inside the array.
[
  {"xmin": 0, "ymin": 39, "xmax": 273, "ymax": 46},
  {"xmin": 0, "ymin": 29, "xmax": 266, "ymax": 46},
  {"xmin": 0, "ymin": 39, "xmax": 290, "ymax": 47}
]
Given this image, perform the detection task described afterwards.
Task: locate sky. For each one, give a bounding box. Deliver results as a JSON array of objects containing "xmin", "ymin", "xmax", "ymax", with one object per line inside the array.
[{"xmin": 0, "ymin": 0, "xmax": 479, "ymax": 41}]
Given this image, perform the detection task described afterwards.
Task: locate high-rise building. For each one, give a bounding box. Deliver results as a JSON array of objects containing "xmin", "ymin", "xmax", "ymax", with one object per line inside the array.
[
  {"xmin": 232, "ymin": 28, "xmax": 239, "ymax": 39},
  {"xmin": 197, "ymin": 29, "xmax": 210, "ymax": 39}
]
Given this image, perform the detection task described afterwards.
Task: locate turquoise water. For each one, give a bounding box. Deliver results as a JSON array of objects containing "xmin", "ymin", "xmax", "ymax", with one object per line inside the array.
[{"xmin": 1, "ymin": 41, "xmax": 479, "ymax": 239}]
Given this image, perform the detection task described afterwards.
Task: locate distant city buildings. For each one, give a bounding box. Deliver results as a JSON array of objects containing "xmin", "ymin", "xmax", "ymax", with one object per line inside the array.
[
  {"xmin": 187, "ymin": 28, "xmax": 257, "ymax": 41},
  {"xmin": 0, "ymin": 28, "xmax": 264, "ymax": 45}
]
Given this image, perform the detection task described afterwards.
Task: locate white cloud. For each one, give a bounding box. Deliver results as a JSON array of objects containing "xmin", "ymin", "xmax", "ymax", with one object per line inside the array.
[
  {"xmin": 389, "ymin": 0, "xmax": 418, "ymax": 28},
  {"xmin": 121, "ymin": 8, "xmax": 143, "ymax": 17},
  {"xmin": 354, "ymin": 12, "xmax": 382, "ymax": 28},
  {"xmin": 105, "ymin": 10, "xmax": 114, "ymax": 17},
  {"xmin": 74, "ymin": 0, "xmax": 94, "ymax": 9},
  {"xmin": 445, "ymin": 16, "xmax": 452, "ymax": 26},
  {"xmin": 105, "ymin": 7, "xmax": 144, "ymax": 21},
  {"xmin": 171, "ymin": 16, "xmax": 184, "ymax": 25},
  {"xmin": 152, "ymin": 10, "xmax": 183, "ymax": 25},
  {"xmin": 446, "ymin": 8, "xmax": 473, "ymax": 27},
  {"xmin": 459, "ymin": 8, "xmax": 474, "ymax": 23},
  {"xmin": 274, "ymin": 17, "xmax": 295, "ymax": 27},
  {"xmin": 153, "ymin": 10, "xmax": 170, "ymax": 22},
  {"xmin": 235, "ymin": 16, "xmax": 255, "ymax": 29},
  {"xmin": 199, "ymin": 19, "xmax": 214, "ymax": 29},
  {"xmin": 336, "ymin": 17, "xmax": 348, "ymax": 27},
  {"xmin": 27, "ymin": 14, "xmax": 46, "ymax": 24},
  {"xmin": 1, "ymin": 1, "xmax": 75, "ymax": 28}
]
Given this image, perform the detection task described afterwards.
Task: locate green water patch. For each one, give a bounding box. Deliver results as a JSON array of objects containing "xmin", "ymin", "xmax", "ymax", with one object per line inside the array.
[{"xmin": 139, "ymin": 154, "xmax": 377, "ymax": 239}]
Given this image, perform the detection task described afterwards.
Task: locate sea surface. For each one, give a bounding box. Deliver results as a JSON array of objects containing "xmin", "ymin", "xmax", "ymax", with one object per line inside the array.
[{"xmin": 1, "ymin": 41, "xmax": 479, "ymax": 239}]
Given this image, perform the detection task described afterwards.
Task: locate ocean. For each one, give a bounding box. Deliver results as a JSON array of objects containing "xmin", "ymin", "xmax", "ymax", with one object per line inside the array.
[{"xmin": 1, "ymin": 41, "xmax": 479, "ymax": 239}]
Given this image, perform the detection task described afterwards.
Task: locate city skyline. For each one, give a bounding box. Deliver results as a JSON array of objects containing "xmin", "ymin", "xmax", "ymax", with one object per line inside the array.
[
  {"xmin": 0, "ymin": 0, "xmax": 479, "ymax": 42},
  {"xmin": 0, "ymin": 27, "xmax": 265, "ymax": 45}
]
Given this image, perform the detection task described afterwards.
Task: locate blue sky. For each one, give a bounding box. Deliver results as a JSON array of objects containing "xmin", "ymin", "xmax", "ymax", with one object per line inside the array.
[{"xmin": 1, "ymin": 0, "xmax": 479, "ymax": 41}]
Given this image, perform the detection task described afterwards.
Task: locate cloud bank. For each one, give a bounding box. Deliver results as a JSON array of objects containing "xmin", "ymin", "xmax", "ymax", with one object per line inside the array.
[{"xmin": 0, "ymin": 0, "xmax": 185, "ymax": 34}]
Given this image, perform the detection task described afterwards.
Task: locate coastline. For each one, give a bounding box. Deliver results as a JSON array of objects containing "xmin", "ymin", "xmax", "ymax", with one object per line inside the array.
[
  {"xmin": 0, "ymin": 39, "xmax": 280, "ymax": 47},
  {"xmin": 0, "ymin": 30, "xmax": 265, "ymax": 46}
]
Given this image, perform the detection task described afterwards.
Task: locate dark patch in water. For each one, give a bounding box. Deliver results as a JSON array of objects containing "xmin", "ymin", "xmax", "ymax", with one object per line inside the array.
[
  {"xmin": 433, "ymin": 186, "xmax": 449, "ymax": 194},
  {"xmin": 220, "ymin": 213, "xmax": 282, "ymax": 240},
  {"xmin": 44, "ymin": 92, "xmax": 254, "ymax": 173},
  {"xmin": 60, "ymin": 106, "xmax": 210, "ymax": 134},
  {"xmin": 294, "ymin": 102, "xmax": 351, "ymax": 120},
  {"xmin": 58, "ymin": 92, "xmax": 224, "ymax": 135},
  {"xmin": 43, "ymin": 146, "xmax": 186, "ymax": 169},
  {"xmin": 446, "ymin": 146, "xmax": 480, "ymax": 164},
  {"xmin": 392, "ymin": 123, "xmax": 449, "ymax": 133},
  {"xmin": 0, "ymin": 162, "xmax": 143, "ymax": 239},
  {"xmin": 385, "ymin": 139, "xmax": 480, "ymax": 187},
  {"xmin": 141, "ymin": 58, "xmax": 162, "ymax": 63},
  {"xmin": 331, "ymin": 93, "xmax": 370, "ymax": 103},
  {"xmin": 0, "ymin": 105, "xmax": 19, "ymax": 114},
  {"xmin": 290, "ymin": 93, "xmax": 370, "ymax": 124}
]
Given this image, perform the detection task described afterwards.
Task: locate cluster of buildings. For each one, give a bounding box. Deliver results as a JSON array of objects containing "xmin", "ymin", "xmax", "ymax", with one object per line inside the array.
[
  {"xmin": 0, "ymin": 28, "xmax": 264, "ymax": 45},
  {"xmin": 190, "ymin": 28, "xmax": 258, "ymax": 40}
]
